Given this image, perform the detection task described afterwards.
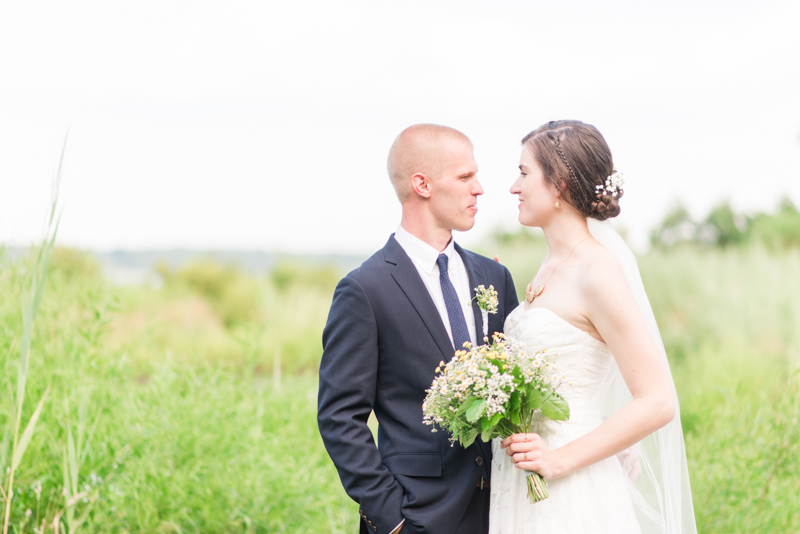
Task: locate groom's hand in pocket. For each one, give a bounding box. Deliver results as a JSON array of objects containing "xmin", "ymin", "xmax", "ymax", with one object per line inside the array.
[{"xmin": 501, "ymin": 432, "xmax": 562, "ymax": 480}]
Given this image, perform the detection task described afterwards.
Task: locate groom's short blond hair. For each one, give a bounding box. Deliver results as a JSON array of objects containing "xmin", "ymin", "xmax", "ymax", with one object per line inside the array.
[{"xmin": 387, "ymin": 124, "xmax": 472, "ymax": 203}]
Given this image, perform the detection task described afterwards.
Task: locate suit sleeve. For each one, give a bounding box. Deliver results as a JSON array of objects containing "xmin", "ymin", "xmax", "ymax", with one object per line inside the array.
[
  {"xmin": 502, "ymin": 265, "xmax": 519, "ymax": 317},
  {"xmin": 317, "ymin": 276, "xmax": 406, "ymax": 534}
]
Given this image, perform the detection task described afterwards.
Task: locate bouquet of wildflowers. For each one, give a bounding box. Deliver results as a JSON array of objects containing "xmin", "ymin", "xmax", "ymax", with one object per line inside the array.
[{"xmin": 422, "ymin": 328, "xmax": 570, "ymax": 503}]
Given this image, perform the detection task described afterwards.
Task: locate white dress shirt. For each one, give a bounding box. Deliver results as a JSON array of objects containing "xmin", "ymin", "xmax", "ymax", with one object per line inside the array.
[{"xmin": 394, "ymin": 225, "xmax": 477, "ymax": 348}]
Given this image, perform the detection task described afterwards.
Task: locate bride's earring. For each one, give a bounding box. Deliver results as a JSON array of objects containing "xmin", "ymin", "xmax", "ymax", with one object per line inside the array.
[{"xmin": 554, "ymin": 201, "xmax": 561, "ymax": 208}]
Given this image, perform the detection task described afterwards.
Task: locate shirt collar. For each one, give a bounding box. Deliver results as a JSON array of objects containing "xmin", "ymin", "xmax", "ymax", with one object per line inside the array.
[{"xmin": 395, "ymin": 225, "xmax": 456, "ymax": 276}]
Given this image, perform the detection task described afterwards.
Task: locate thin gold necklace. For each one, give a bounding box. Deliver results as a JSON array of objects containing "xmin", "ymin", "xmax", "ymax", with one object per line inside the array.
[{"xmin": 525, "ymin": 234, "xmax": 591, "ymax": 303}]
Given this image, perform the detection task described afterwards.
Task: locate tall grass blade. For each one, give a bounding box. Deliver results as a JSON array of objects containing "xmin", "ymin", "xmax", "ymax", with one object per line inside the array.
[
  {"xmin": 11, "ymin": 387, "xmax": 50, "ymax": 472},
  {"xmin": 3, "ymin": 134, "xmax": 64, "ymax": 534},
  {"xmin": 15, "ymin": 167, "xmax": 61, "ymax": 407},
  {"xmin": 0, "ymin": 428, "xmax": 8, "ymax": 473},
  {"xmin": 61, "ymin": 444, "xmax": 69, "ymax": 502},
  {"xmin": 76, "ymin": 386, "xmax": 100, "ymax": 468},
  {"xmin": 67, "ymin": 422, "xmax": 78, "ymax": 497}
]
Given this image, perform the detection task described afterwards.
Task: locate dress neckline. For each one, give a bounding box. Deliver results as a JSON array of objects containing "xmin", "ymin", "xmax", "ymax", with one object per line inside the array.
[{"xmin": 517, "ymin": 306, "xmax": 607, "ymax": 347}]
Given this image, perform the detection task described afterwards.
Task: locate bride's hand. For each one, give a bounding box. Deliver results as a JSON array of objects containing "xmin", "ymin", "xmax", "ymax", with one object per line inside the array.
[{"xmin": 501, "ymin": 433, "xmax": 564, "ymax": 480}]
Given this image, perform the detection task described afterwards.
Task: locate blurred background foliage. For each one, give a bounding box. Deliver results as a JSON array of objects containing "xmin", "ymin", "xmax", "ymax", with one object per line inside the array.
[
  {"xmin": 651, "ymin": 196, "xmax": 800, "ymax": 251},
  {"xmin": 1, "ymin": 196, "xmax": 799, "ymax": 532},
  {"xmin": 157, "ymin": 259, "xmax": 264, "ymax": 327}
]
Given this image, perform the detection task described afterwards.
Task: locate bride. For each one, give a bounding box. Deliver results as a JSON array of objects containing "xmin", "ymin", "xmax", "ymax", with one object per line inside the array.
[{"xmin": 489, "ymin": 120, "xmax": 696, "ymax": 533}]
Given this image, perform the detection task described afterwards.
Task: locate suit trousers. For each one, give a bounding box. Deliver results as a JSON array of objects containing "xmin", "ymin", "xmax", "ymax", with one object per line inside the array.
[
  {"xmin": 453, "ymin": 486, "xmax": 490, "ymax": 534},
  {"xmin": 360, "ymin": 486, "xmax": 490, "ymax": 534}
]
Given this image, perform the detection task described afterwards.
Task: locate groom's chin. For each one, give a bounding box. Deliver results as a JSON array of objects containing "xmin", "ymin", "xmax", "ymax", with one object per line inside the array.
[{"xmin": 454, "ymin": 217, "xmax": 477, "ymax": 232}]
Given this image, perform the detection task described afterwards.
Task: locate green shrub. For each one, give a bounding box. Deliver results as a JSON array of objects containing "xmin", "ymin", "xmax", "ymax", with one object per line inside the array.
[
  {"xmin": 749, "ymin": 196, "xmax": 800, "ymax": 251},
  {"xmin": 157, "ymin": 259, "xmax": 263, "ymax": 328},
  {"xmin": 651, "ymin": 197, "xmax": 800, "ymax": 251},
  {"xmin": 270, "ymin": 261, "xmax": 340, "ymax": 294},
  {"xmin": 49, "ymin": 247, "xmax": 102, "ymax": 280}
]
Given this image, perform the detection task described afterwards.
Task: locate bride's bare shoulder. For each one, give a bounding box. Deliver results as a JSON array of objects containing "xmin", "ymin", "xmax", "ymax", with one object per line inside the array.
[{"xmin": 576, "ymin": 240, "xmax": 629, "ymax": 298}]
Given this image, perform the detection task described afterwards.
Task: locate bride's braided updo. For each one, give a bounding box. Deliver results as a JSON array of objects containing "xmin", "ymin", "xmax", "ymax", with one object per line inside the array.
[{"xmin": 522, "ymin": 120, "xmax": 622, "ymax": 221}]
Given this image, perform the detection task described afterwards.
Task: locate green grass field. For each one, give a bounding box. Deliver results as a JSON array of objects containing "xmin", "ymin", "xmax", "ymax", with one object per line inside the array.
[{"xmin": 1, "ymin": 238, "xmax": 799, "ymax": 533}]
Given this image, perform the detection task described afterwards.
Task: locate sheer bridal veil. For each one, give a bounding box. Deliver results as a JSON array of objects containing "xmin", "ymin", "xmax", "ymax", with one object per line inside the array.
[{"xmin": 587, "ymin": 218, "xmax": 697, "ymax": 534}]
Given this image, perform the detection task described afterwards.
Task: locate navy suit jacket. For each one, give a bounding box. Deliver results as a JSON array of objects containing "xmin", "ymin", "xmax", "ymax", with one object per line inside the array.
[{"xmin": 318, "ymin": 235, "xmax": 519, "ymax": 534}]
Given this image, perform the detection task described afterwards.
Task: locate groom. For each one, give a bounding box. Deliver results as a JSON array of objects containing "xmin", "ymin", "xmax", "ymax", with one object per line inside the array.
[{"xmin": 318, "ymin": 124, "xmax": 518, "ymax": 534}]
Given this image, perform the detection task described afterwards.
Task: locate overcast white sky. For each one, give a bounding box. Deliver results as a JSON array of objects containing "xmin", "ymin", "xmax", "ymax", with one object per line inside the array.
[{"xmin": 1, "ymin": 0, "xmax": 799, "ymax": 255}]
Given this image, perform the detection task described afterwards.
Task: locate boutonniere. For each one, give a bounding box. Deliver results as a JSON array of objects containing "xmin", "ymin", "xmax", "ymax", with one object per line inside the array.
[{"xmin": 472, "ymin": 284, "xmax": 498, "ymax": 340}]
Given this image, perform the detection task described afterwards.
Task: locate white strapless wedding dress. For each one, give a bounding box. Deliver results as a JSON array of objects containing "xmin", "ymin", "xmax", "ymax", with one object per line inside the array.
[{"xmin": 489, "ymin": 305, "xmax": 642, "ymax": 534}]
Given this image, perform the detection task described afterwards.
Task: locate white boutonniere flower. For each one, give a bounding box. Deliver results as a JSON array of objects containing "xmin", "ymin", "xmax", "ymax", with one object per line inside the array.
[{"xmin": 472, "ymin": 284, "xmax": 499, "ymax": 339}]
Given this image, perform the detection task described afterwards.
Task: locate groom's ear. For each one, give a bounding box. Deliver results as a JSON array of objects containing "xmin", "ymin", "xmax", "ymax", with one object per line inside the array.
[{"xmin": 411, "ymin": 172, "xmax": 432, "ymax": 199}]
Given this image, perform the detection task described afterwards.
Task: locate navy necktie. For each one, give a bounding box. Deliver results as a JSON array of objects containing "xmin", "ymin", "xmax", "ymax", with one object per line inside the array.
[
  {"xmin": 438, "ymin": 253, "xmax": 489, "ymax": 477},
  {"xmin": 436, "ymin": 254, "xmax": 471, "ymax": 351}
]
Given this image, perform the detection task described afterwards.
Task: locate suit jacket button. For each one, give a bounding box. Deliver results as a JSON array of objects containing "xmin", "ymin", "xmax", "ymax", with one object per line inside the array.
[{"xmin": 476, "ymin": 456, "xmax": 484, "ymax": 466}]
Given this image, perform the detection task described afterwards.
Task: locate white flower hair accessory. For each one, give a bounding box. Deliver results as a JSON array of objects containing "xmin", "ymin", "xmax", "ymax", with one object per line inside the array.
[{"xmin": 595, "ymin": 170, "xmax": 624, "ymax": 198}]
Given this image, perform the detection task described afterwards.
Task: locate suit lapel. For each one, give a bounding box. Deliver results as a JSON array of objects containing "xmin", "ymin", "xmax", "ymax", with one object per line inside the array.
[
  {"xmin": 385, "ymin": 236, "xmax": 455, "ymax": 362},
  {"xmin": 455, "ymin": 243, "xmax": 486, "ymax": 344}
]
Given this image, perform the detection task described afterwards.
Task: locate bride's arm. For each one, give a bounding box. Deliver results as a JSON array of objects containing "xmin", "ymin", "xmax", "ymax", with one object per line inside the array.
[{"xmin": 501, "ymin": 255, "xmax": 675, "ymax": 480}]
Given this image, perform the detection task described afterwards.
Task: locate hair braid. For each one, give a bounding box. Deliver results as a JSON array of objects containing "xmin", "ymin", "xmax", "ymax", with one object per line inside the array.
[{"xmin": 552, "ymin": 134, "xmax": 590, "ymax": 206}]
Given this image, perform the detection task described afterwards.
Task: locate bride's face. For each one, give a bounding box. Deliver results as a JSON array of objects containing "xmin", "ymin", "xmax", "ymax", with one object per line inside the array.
[{"xmin": 510, "ymin": 147, "xmax": 557, "ymax": 227}]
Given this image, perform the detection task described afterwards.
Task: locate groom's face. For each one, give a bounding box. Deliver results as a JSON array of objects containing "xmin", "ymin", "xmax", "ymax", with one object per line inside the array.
[{"xmin": 428, "ymin": 141, "xmax": 483, "ymax": 232}]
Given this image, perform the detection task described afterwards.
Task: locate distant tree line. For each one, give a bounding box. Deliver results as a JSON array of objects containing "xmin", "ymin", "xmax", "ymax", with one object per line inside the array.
[{"xmin": 650, "ymin": 196, "xmax": 800, "ymax": 250}]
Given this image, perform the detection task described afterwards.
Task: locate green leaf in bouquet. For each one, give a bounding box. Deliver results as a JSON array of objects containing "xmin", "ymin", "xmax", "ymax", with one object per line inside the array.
[
  {"xmin": 448, "ymin": 419, "xmax": 460, "ymax": 435},
  {"xmin": 522, "ymin": 385, "xmax": 544, "ymax": 412},
  {"xmin": 457, "ymin": 396, "xmax": 482, "ymax": 418},
  {"xmin": 466, "ymin": 398, "xmax": 487, "ymax": 423},
  {"xmin": 480, "ymin": 415, "xmax": 491, "ymax": 433},
  {"xmin": 509, "ymin": 391, "xmax": 522, "ymax": 425},
  {"xmin": 540, "ymin": 391, "xmax": 570, "ymax": 421},
  {"xmin": 460, "ymin": 427, "xmax": 480, "ymax": 448},
  {"xmin": 481, "ymin": 425, "xmax": 496, "ymax": 443},
  {"xmin": 481, "ymin": 411, "xmax": 503, "ymax": 433},
  {"xmin": 511, "ymin": 365, "xmax": 523, "ymax": 382}
]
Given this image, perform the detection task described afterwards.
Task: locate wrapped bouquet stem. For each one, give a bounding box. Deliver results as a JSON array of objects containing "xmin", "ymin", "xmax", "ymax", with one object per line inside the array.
[
  {"xmin": 492, "ymin": 411, "xmax": 551, "ymax": 501},
  {"xmin": 423, "ymin": 326, "xmax": 569, "ymax": 503}
]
